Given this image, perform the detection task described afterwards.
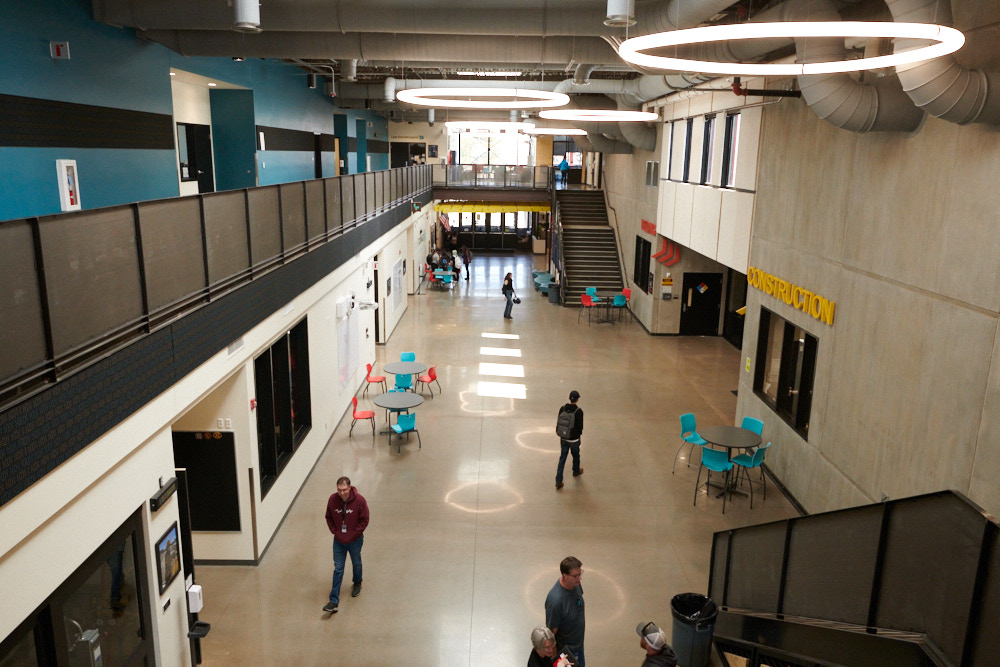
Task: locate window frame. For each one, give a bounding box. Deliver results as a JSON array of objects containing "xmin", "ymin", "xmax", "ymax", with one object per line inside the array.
[
  {"xmin": 753, "ymin": 308, "xmax": 817, "ymax": 438},
  {"xmin": 721, "ymin": 112, "xmax": 741, "ymax": 188},
  {"xmin": 633, "ymin": 236, "xmax": 652, "ymax": 294},
  {"xmin": 700, "ymin": 114, "xmax": 716, "ymax": 185},
  {"xmin": 254, "ymin": 317, "xmax": 312, "ymax": 496},
  {"xmin": 682, "ymin": 118, "xmax": 694, "ymax": 182}
]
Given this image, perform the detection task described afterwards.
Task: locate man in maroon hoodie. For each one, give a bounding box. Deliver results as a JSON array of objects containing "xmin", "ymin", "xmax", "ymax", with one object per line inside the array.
[{"xmin": 323, "ymin": 476, "xmax": 370, "ymax": 614}]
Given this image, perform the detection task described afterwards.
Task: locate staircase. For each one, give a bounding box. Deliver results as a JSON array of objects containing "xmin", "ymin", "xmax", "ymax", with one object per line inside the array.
[{"xmin": 556, "ymin": 191, "xmax": 624, "ymax": 306}]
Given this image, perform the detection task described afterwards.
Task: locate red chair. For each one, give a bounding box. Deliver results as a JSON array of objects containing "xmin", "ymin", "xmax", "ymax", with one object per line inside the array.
[
  {"xmin": 577, "ymin": 294, "xmax": 595, "ymax": 325},
  {"xmin": 416, "ymin": 365, "xmax": 441, "ymax": 396},
  {"xmin": 363, "ymin": 363, "xmax": 387, "ymax": 396},
  {"xmin": 350, "ymin": 396, "xmax": 376, "ymax": 437},
  {"xmin": 620, "ymin": 288, "xmax": 633, "ymax": 324}
]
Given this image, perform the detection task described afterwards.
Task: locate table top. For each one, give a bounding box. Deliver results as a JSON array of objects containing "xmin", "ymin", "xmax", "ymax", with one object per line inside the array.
[
  {"xmin": 383, "ymin": 361, "xmax": 428, "ymax": 376},
  {"xmin": 699, "ymin": 425, "xmax": 762, "ymax": 450},
  {"xmin": 371, "ymin": 392, "xmax": 425, "ymax": 410}
]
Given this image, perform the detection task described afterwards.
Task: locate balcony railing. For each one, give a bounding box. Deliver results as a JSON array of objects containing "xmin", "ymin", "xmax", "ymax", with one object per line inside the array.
[
  {"xmin": 0, "ymin": 166, "xmax": 432, "ymax": 410},
  {"xmin": 431, "ymin": 164, "xmax": 551, "ymax": 189}
]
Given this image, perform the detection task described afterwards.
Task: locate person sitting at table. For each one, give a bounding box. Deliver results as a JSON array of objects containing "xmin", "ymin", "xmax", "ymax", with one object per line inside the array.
[
  {"xmin": 452, "ymin": 250, "xmax": 463, "ymax": 281},
  {"xmin": 431, "ymin": 248, "xmax": 441, "ymax": 269}
]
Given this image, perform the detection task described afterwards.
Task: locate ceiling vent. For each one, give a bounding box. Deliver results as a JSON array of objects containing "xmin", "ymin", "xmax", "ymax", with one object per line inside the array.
[{"xmin": 233, "ymin": 0, "xmax": 262, "ymax": 33}]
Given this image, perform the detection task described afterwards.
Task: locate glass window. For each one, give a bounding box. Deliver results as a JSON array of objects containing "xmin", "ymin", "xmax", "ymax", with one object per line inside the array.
[
  {"xmin": 633, "ymin": 236, "xmax": 652, "ymax": 294},
  {"xmin": 666, "ymin": 122, "xmax": 674, "ymax": 179},
  {"xmin": 701, "ymin": 115, "xmax": 715, "ymax": 184},
  {"xmin": 721, "ymin": 113, "xmax": 741, "ymax": 188},
  {"xmin": 754, "ymin": 308, "xmax": 817, "ymax": 438},
  {"xmin": 682, "ymin": 119, "xmax": 694, "ymax": 182},
  {"xmin": 254, "ymin": 318, "xmax": 311, "ymax": 496}
]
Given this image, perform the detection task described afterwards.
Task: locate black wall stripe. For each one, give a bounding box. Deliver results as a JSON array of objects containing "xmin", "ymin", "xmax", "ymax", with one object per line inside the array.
[
  {"xmin": 257, "ymin": 125, "xmax": 318, "ymax": 152},
  {"xmin": 367, "ymin": 139, "xmax": 389, "ymax": 153},
  {"xmin": 0, "ymin": 191, "xmax": 430, "ymax": 508},
  {"xmin": 0, "ymin": 94, "xmax": 174, "ymax": 149}
]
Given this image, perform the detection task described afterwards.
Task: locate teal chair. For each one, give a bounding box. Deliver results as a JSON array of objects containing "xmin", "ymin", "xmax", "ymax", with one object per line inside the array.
[
  {"xmin": 733, "ymin": 442, "xmax": 771, "ymax": 508},
  {"xmin": 612, "ymin": 294, "xmax": 627, "ymax": 321},
  {"xmin": 401, "ymin": 351, "xmax": 416, "ymax": 361},
  {"xmin": 389, "ymin": 413, "xmax": 422, "ymax": 453},
  {"xmin": 673, "ymin": 413, "xmax": 707, "ymax": 474},
  {"xmin": 585, "ymin": 287, "xmax": 603, "ymax": 303},
  {"xmin": 394, "ymin": 373, "xmax": 413, "ymax": 392},
  {"xmin": 741, "ymin": 416, "xmax": 764, "ymax": 436},
  {"xmin": 694, "ymin": 448, "xmax": 734, "ymax": 514}
]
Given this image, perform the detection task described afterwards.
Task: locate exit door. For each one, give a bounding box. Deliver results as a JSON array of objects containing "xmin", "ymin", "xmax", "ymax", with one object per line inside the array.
[{"xmin": 679, "ymin": 272, "xmax": 723, "ymax": 336}]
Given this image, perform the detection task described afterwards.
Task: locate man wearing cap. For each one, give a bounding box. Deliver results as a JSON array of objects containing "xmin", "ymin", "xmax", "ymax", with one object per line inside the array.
[
  {"xmin": 636, "ymin": 622, "xmax": 678, "ymax": 667},
  {"xmin": 555, "ymin": 390, "xmax": 584, "ymax": 490},
  {"xmin": 545, "ymin": 556, "xmax": 586, "ymax": 666},
  {"xmin": 323, "ymin": 476, "xmax": 369, "ymax": 614}
]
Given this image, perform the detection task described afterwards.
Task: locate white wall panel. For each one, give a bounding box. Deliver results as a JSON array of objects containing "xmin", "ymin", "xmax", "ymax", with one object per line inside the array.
[
  {"xmin": 672, "ymin": 184, "xmax": 694, "ymax": 246},
  {"xmin": 690, "ymin": 186, "xmax": 722, "ymax": 259},
  {"xmin": 657, "ymin": 180, "xmax": 677, "ymax": 239},
  {"xmin": 718, "ymin": 189, "xmax": 754, "ymax": 273},
  {"xmin": 734, "ymin": 106, "xmax": 762, "ymax": 191}
]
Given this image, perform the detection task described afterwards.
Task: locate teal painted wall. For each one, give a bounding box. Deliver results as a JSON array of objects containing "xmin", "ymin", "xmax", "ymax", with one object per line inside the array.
[{"xmin": 0, "ymin": 0, "xmax": 388, "ymax": 221}]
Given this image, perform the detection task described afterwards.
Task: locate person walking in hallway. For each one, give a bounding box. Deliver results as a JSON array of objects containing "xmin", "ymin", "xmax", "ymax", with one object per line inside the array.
[
  {"xmin": 545, "ymin": 556, "xmax": 586, "ymax": 667},
  {"xmin": 555, "ymin": 391, "xmax": 584, "ymax": 489},
  {"xmin": 635, "ymin": 622, "xmax": 677, "ymax": 666},
  {"xmin": 502, "ymin": 272, "xmax": 515, "ymax": 319},
  {"xmin": 462, "ymin": 245, "xmax": 472, "ymax": 280},
  {"xmin": 323, "ymin": 476, "xmax": 369, "ymax": 614}
]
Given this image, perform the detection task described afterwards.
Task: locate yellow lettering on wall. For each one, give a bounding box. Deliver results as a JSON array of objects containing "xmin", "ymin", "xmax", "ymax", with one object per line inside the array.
[{"xmin": 746, "ymin": 266, "xmax": 835, "ymax": 326}]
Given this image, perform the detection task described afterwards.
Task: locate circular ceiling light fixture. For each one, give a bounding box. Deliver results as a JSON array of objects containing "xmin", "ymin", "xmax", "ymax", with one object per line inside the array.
[
  {"xmin": 539, "ymin": 109, "xmax": 658, "ymax": 122},
  {"xmin": 523, "ymin": 127, "xmax": 588, "ymax": 135},
  {"xmin": 618, "ymin": 21, "xmax": 965, "ymax": 76},
  {"xmin": 396, "ymin": 87, "xmax": 570, "ymax": 109}
]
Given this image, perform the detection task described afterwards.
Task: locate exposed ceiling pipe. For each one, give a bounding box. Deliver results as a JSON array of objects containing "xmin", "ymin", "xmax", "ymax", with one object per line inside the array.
[
  {"xmin": 885, "ymin": 0, "xmax": 1000, "ymax": 125},
  {"xmin": 611, "ymin": 98, "xmax": 657, "ymax": 151},
  {"xmin": 340, "ymin": 59, "xmax": 358, "ymax": 82},
  {"xmin": 428, "ymin": 109, "xmax": 436, "ymax": 125},
  {"xmin": 232, "ymin": 0, "xmax": 261, "ymax": 33},
  {"xmin": 790, "ymin": 0, "xmax": 924, "ymax": 132},
  {"xmin": 586, "ymin": 132, "xmax": 633, "ymax": 154},
  {"xmin": 140, "ymin": 30, "xmax": 622, "ymax": 64},
  {"xmin": 572, "ymin": 64, "xmax": 597, "ymax": 86},
  {"xmin": 94, "ymin": 0, "xmax": 740, "ymax": 38}
]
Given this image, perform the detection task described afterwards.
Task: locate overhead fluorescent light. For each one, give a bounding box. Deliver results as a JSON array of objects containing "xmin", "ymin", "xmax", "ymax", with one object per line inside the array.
[
  {"xmin": 618, "ymin": 21, "xmax": 965, "ymax": 76},
  {"xmin": 457, "ymin": 71, "xmax": 523, "ymax": 77},
  {"xmin": 540, "ymin": 109, "xmax": 657, "ymax": 122},
  {"xmin": 524, "ymin": 127, "xmax": 588, "ymax": 136},
  {"xmin": 397, "ymin": 87, "xmax": 569, "ymax": 109}
]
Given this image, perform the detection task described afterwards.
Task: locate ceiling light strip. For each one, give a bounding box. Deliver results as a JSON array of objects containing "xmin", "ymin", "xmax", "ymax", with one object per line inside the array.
[
  {"xmin": 618, "ymin": 21, "xmax": 965, "ymax": 76},
  {"xmin": 396, "ymin": 87, "xmax": 570, "ymax": 109},
  {"xmin": 539, "ymin": 109, "xmax": 657, "ymax": 122}
]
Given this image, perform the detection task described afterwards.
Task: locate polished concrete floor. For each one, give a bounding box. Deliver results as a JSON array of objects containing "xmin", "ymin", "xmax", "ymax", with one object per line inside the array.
[{"xmin": 197, "ymin": 251, "xmax": 799, "ymax": 666}]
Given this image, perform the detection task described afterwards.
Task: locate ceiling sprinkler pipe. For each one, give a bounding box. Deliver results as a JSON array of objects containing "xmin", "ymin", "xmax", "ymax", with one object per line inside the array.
[
  {"xmin": 340, "ymin": 59, "xmax": 358, "ymax": 82},
  {"xmin": 233, "ymin": 0, "xmax": 261, "ymax": 33}
]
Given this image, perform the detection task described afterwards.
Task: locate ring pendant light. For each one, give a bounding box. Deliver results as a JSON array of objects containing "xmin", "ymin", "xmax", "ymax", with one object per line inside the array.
[
  {"xmin": 539, "ymin": 109, "xmax": 658, "ymax": 122},
  {"xmin": 618, "ymin": 21, "xmax": 965, "ymax": 76},
  {"xmin": 396, "ymin": 87, "xmax": 570, "ymax": 109}
]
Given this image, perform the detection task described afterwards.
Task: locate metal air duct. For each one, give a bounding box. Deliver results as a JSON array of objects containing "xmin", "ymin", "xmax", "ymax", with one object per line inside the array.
[
  {"xmin": 233, "ymin": 0, "xmax": 261, "ymax": 33},
  {"xmin": 885, "ymin": 0, "xmax": 1000, "ymax": 125}
]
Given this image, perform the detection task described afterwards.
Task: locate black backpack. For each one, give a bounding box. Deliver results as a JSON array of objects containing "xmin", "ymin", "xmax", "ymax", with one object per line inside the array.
[{"xmin": 556, "ymin": 409, "xmax": 575, "ymax": 439}]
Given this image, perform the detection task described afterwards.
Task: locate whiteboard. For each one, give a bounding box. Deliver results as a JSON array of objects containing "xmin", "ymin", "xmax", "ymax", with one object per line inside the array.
[{"xmin": 337, "ymin": 310, "xmax": 359, "ymax": 389}]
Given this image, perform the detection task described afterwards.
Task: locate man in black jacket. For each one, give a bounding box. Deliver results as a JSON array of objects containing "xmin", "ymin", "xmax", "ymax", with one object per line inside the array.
[{"xmin": 555, "ymin": 390, "xmax": 584, "ymax": 489}]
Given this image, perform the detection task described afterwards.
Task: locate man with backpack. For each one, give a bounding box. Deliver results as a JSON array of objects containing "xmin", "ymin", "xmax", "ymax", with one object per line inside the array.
[{"xmin": 555, "ymin": 391, "xmax": 584, "ymax": 489}]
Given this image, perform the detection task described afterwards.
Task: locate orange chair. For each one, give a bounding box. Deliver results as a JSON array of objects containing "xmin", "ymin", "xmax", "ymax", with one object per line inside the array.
[
  {"xmin": 416, "ymin": 365, "xmax": 441, "ymax": 396},
  {"xmin": 350, "ymin": 396, "xmax": 376, "ymax": 437},
  {"xmin": 577, "ymin": 294, "xmax": 596, "ymax": 325},
  {"xmin": 363, "ymin": 363, "xmax": 387, "ymax": 396}
]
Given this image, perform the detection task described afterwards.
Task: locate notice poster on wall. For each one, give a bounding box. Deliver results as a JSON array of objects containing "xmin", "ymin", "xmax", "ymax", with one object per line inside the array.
[
  {"xmin": 393, "ymin": 259, "xmax": 404, "ymax": 310},
  {"xmin": 337, "ymin": 312, "xmax": 359, "ymax": 389}
]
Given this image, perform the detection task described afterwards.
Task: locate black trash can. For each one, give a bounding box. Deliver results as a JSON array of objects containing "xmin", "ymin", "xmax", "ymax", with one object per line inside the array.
[
  {"xmin": 670, "ymin": 593, "xmax": 717, "ymax": 667},
  {"xmin": 548, "ymin": 284, "xmax": 560, "ymax": 304}
]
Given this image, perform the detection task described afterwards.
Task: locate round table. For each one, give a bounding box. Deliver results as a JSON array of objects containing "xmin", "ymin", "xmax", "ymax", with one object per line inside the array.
[
  {"xmin": 371, "ymin": 392, "xmax": 425, "ymax": 433},
  {"xmin": 699, "ymin": 425, "xmax": 762, "ymax": 455},
  {"xmin": 371, "ymin": 392, "xmax": 424, "ymax": 412},
  {"xmin": 698, "ymin": 425, "xmax": 762, "ymax": 498},
  {"xmin": 383, "ymin": 361, "xmax": 428, "ymax": 376}
]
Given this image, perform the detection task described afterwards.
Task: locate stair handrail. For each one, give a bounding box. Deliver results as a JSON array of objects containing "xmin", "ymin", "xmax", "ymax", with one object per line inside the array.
[
  {"xmin": 601, "ymin": 162, "xmax": 629, "ymax": 289},
  {"xmin": 552, "ymin": 189, "xmax": 567, "ymax": 306},
  {"xmin": 708, "ymin": 489, "xmax": 998, "ymax": 667}
]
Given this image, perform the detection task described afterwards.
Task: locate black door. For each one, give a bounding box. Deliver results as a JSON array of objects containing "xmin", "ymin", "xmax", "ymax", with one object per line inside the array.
[
  {"xmin": 190, "ymin": 124, "xmax": 215, "ymax": 193},
  {"xmin": 679, "ymin": 272, "xmax": 723, "ymax": 335}
]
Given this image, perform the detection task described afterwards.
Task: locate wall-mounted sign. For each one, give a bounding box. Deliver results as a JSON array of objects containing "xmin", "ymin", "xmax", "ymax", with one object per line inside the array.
[
  {"xmin": 641, "ymin": 219, "xmax": 656, "ymax": 235},
  {"xmin": 747, "ymin": 266, "xmax": 835, "ymax": 325}
]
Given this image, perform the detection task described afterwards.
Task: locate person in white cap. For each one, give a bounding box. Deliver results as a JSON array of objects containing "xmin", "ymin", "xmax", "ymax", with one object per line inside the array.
[{"xmin": 636, "ymin": 621, "xmax": 678, "ymax": 667}]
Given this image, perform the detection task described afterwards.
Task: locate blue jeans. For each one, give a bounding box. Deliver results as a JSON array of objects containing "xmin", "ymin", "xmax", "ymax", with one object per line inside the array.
[
  {"xmin": 504, "ymin": 292, "xmax": 513, "ymax": 317},
  {"xmin": 329, "ymin": 535, "xmax": 363, "ymax": 604},
  {"xmin": 556, "ymin": 439, "xmax": 581, "ymax": 483}
]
